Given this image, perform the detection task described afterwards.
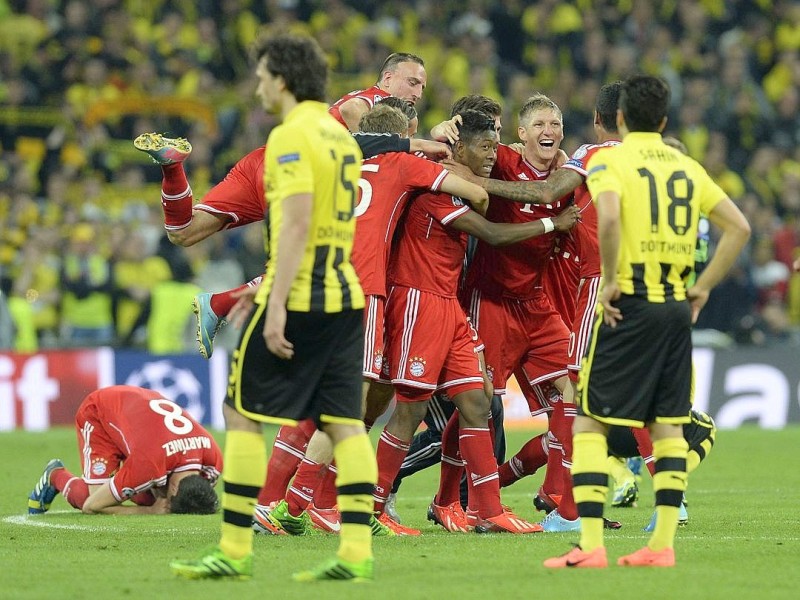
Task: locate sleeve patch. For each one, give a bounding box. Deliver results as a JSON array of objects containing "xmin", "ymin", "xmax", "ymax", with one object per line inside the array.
[
  {"xmin": 587, "ymin": 164, "xmax": 607, "ymax": 176},
  {"xmin": 277, "ymin": 153, "xmax": 300, "ymax": 164}
]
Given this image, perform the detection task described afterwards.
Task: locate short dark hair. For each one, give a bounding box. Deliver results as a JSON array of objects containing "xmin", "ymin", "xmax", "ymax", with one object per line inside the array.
[
  {"xmin": 596, "ymin": 81, "xmax": 622, "ymax": 133},
  {"xmin": 450, "ymin": 94, "xmax": 502, "ymax": 119},
  {"xmin": 377, "ymin": 52, "xmax": 425, "ymax": 81},
  {"xmin": 620, "ymin": 75, "xmax": 670, "ymax": 132},
  {"xmin": 457, "ymin": 109, "xmax": 497, "ymax": 145},
  {"xmin": 169, "ymin": 475, "xmax": 219, "ymax": 515},
  {"xmin": 359, "ymin": 103, "xmax": 409, "ymax": 135},
  {"xmin": 379, "ymin": 96, "xmax": 417, "ymax": 122},
  {"xmin": 252, "ymin": 33, "xmax": 327, "ymax": 102}
]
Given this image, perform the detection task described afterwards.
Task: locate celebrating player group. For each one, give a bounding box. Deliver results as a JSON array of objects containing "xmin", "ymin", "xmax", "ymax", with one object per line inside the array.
[{"xmin": 29, "ymin": 32, "xmax": 749, "ymax": 581}]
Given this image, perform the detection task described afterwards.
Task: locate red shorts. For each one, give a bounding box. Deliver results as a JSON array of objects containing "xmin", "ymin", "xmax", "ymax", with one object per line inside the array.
[
  {"xmin": 568, "ymin": 276, "xmax": 600, "ymax": 380},
  {"xmin": 194, "ymin": 147, "xmax": 266, "ymax": 229},
  {"xmin": 513, "ymin": 371, "xmax": 559, "ymax": 416},
  {"xmin": 465, "ymin": 288, "xmax": 569, "ymax": 395},
  {"xmin": 362, "ymin": 295, "xmax": 385, "ymax": 380},
  {"xmin": 383, "ymin": 286, "xmax": 484, "ymax": 400},
  {"xmin": 75, "ymin": 401, "xmax": 123, "ymax": 485}
]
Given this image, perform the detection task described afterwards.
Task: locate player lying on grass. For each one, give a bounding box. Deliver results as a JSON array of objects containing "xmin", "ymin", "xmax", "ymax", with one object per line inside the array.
[{"xmin": 28, "ymin": 385, "xmax": 221, "ymax": 515}]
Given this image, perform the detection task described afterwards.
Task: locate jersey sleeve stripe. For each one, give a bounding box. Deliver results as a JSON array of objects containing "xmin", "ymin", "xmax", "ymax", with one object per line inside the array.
[
  {"xmin": 431, "ymin": 169, "xmax": 448, "ymax": 191},
  {"xmin": 439, "ymin": 205, "xmax": 470, "ymax": 225}
]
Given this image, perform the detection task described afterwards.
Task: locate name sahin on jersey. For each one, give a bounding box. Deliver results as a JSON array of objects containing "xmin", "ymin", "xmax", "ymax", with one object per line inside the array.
[
  {"xmin": 162, "ymin": 436, "xmax": 213, "ymax": 456},
  {"xmin": 638, "ymin": 148, "xmax": 678, "ymax": 162}
]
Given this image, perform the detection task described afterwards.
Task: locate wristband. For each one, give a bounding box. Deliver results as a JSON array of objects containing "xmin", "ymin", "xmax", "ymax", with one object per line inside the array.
[{"xmin": 541, "ymin": 217, "xmax": 555, "ymax": 234}]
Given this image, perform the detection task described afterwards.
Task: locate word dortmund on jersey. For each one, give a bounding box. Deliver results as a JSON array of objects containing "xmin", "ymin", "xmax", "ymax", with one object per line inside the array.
[
  {"xmin": 257, "ymin": 101, "xmax": 365, "ymax": 313},
  {"xmin": 585, "ymin": 132, "xmax": 725, "ymax": 302}
]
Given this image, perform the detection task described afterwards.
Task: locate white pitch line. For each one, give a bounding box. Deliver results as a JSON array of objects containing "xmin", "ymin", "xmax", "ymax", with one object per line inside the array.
[
  {"xmin": 8, "ymin": 511, "xmax": 797, "ymax": 543},
  {"xmin": 4, "ymin": 513, "xmax": 109, "ymax": 532},
  {"xmin": 3, "ymin": 512, "xmax": 209, "ymax": 535}
]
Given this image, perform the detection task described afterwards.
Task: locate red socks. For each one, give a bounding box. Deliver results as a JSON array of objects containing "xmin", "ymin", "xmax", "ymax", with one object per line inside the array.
[
  {"xmin": 313, "ymin": 464, "xmax": 338, "ymax": 509},
  {"xmin": 286, "ymin": 458, "xmax": 324, "ymax": 516},
  {"xmin": 373, "ymin": 430, "xmax": 410, "ymax": 513},
  {"xmin": 209, "ymin": 276, "xmax": 263, "ymax": 318},
  {"xmin": 51, "ymin": 468, "xmax": 89, "ymax": 510},
  {"xmin": 434, "ymin": 412, "xmax": 463, "ymax": 506},
  {"xmin": 498, "ymin": 432, "xmax": 548, "ymax": 487},
  {"xmin": 459, "ymin": 427, "xmax": 502, "ymax": 519},
  {"xmin": 258, "ymin": 420, "xmax": 315, "ymax": 506},
  {"xmin": 633, "ymin": 427, "xmax": 656, "ymax": 476},
  {"xmin": 160, "ymin": 163, "xmax": 193, "ymax": 230}
]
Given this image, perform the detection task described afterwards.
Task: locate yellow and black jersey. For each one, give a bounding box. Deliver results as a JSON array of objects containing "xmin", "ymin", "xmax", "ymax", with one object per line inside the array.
[
  {"xmin": 257, "ymin": 101, "xmax": 365, "ymax": 313},
  {"xmin": 586, "ymin": 132, "xmax": 726, "ymax": 302}
]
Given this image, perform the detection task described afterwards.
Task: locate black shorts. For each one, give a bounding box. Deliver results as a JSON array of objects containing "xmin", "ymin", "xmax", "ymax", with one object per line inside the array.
[
  {"xmin": 578, "ymin": 295, "xmax": 692, "ymax": 427},
  {"xmin": 225, "ymin": 303, "xmax": 364, "ymax": 426},
  {"xmin": 607, "ymin": 409, "xmax": 715, "ymax": 458}
]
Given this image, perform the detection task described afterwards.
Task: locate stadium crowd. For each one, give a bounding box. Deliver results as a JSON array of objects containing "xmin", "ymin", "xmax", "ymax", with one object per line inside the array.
[{"xmin": 1, "ymin": 0, "xmax": 799, "ymax": 352}]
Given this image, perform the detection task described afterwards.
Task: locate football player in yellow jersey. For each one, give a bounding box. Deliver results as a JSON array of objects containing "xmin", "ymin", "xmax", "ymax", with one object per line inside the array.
[
  {"xmin": 172, "ymin": 33, "xmax": 377, "ymax": 583},
  {"xmin": 545, "ymin": 75, "xmax": 750, "ymax": 569}
]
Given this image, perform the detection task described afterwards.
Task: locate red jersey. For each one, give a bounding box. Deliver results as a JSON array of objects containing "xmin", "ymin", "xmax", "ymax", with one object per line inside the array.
[
  {"xmin": 544, "ymin": 231, "xmax": 580, "ymax": 324},
  {"xmin": 328, "ymin": 85, "xmax": 391, "ymax": 128},
  {"xmin": 77, "ymin": 386, "xmax": 222, "ymax": 502},
  {"xmin": 466, "ymin": 144, "xmax": 569, "ymax": 299},
  {"xmin": 560, "ymin": 140, "xmax": 620, "ymax": 279},
  {"xmin": 195, "ymin": 146, "xmax": 266, "ymax": 228},
  {"xmin": 351, "ymin": 153, "xmax": 448, "ymax": 297},
  {"xmin": 387, "ymin": 192, "xmax": 472, "ymax": 298}
]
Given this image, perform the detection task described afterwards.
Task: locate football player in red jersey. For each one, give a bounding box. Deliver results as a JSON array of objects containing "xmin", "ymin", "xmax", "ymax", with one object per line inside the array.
[
  {"xmin": 27, "ymin": 385, "xmax": 221, "ymax": 515},
  {"xmin": 329, "ymin": 52, "xmax": 427, "ymax": 131},
  {"xmin": 440, "ymin": 94, "xmax": 578, "ymax": 527},
  {"xmin": 373, "ymin": 110, "xmax": 578, "ymax": 534},
  {"xmin": 446, "ymin": 86, "xmax": 625, "ymax": 531}
]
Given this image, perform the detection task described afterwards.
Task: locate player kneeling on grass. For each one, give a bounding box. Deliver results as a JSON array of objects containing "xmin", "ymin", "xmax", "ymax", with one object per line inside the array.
[{"xmin": 28, "ymin": 385, "xmax": 221, "ymax": 516}]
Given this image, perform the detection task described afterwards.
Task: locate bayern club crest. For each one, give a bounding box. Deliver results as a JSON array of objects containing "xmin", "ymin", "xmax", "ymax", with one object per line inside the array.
[
  {"xmin": 91, "ymin": 458, "xmax": 108, "ymax": 476},
  {"xmin": 409, "ymin": 357, "xmax": 426, "ymax": 377},
  {"xmin": 373, "ymin": 352, "xmax": 384, "ymax": 371}
]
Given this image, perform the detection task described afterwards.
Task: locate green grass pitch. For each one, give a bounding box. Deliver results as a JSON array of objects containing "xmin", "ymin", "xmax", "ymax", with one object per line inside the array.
[{"xmin": 2, "ymin": 426, "xmax": 799, "ymax": 600}]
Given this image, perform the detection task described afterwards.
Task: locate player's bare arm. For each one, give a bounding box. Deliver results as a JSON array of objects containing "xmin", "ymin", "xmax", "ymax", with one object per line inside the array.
[
  {"xmin": 410, "ymin": 138, "xmax": 452, "ymax": 160},
  {"xmin": 595, "ymin": 190, "xmax": 623, "ymax": 327},
  {"xmin": 338, "ymin": 97, "xmax": 372, "ymax": 132},
  {"xmin": 442, "ymin": 159, "xmax": 583, "ymax": 205},
  {"xmin": 438, "ymin": 172, "xmax": 489, "ymax": 214},
  {"xmin": 263, "ymin": 193, "xmax": 313, "ymax": 359},
  {"xmin": 451, "ymin": 204, "xmax": 579, "ymax": 246},
  {"xmin": 166, "ymin": 210, "xmax": 228, "ymax": 247},
  {"xmin": 81, "ymin": 482, "xmax": 170, "ymax": 515},
  {"xmin": 687, "ymin": 197, "xmax": 751, "ymax": 323}
]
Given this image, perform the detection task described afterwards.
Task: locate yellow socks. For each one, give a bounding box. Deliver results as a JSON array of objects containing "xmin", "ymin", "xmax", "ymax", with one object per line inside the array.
[
  {"xmin": 219, "ymin": 430, "xmax": 266, "ymax": 560},
  {"xmin": 333, "ymin": 433, "xmax": 377, "ymax": 563},
  {"xmin": 571, "ymin": 432, "xmax": 609, "ymax": 551},
  {"xmin": 649, "ymin": 437, "xmax": 688, "ymax": 552}
]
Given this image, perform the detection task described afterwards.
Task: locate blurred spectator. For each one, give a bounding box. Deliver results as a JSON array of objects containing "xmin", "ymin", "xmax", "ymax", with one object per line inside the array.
[
  {"xmin": 751, "ymin": 237, "xmax": 791, "ymax": 307},
  {"xmin": 0, "ymin": 0, "xmax": 798, "ymax": 348},
  {"xmin": 59, "ymin": 223, "xmax": 114, "ymax": 346},
  {"xmin": 112, "ymin": 230, "xmax": 172, "ymax": 342},
  {"xmin": 125, "ymin": 259, "xmax": 200, "ymax": 355},
  {"xmin": 11, "ymin": 227, "xmax": 62, "ymax": 346}
]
